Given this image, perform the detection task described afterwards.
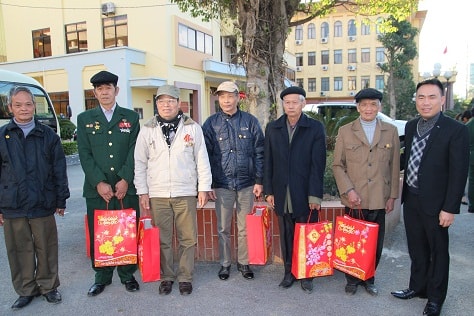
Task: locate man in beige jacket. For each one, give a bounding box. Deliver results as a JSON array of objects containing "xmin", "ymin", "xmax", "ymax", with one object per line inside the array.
[{"xmin": 332, "ymin": 88, "xmax": 400, "ymax": 296}]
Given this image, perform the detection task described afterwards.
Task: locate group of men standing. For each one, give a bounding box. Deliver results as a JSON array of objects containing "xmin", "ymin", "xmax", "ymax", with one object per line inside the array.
[{"xmin": 0, "ymin": 69, "xmax": 468, "ymax": 316}]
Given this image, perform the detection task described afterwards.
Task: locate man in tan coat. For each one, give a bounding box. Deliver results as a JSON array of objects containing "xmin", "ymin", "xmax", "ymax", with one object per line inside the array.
[{"xmin": 332, "ymin": 88, "xmax": 400, "ymax": 296}]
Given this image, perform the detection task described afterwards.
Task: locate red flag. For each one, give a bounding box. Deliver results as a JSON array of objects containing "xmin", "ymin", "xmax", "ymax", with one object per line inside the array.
[{"xmin": 443, "ymin": 46, "xmax": 448, "ymax": 54}]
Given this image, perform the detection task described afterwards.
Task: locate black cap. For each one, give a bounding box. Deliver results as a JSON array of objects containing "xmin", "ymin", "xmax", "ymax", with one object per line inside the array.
[
  {"xmin": 90, "ymin": 71, "xmax": 118, "ymax": 86},
  {"xmin": 354, "ymin": 88, "xmax": 383, "ymax": 103},
  {"xmin": 280, "ymin": 86, "xmax": 306, "ymax": 100}
]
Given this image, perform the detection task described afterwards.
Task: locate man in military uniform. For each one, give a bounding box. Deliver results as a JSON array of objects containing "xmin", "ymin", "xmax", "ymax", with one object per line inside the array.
[{"xmin": 77, "ymin": 70, "xmax": 140, "ymax": 297}]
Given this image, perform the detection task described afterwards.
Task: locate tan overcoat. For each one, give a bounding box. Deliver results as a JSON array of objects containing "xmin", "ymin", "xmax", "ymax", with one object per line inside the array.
[{"xmin": 332, "ymin": 118, "xmax": 400, "ymax": 210}]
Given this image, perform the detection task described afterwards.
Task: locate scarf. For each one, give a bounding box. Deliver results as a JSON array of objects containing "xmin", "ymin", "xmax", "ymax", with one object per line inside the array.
[{"xmin": 157, "ymin": 110, "xmax": 183, "ymax": 147}]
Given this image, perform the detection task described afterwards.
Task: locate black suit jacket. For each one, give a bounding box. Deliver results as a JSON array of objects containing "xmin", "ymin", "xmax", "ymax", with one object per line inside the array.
[{"xmin": 401, "ymin": 112, "xmax": 469, "ymax": 215}]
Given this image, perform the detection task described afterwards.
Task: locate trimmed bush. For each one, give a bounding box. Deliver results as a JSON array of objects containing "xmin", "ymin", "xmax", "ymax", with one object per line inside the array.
[
  {"xmin": 59, "ymin": 118, "xmax": 76, "ymax": 140},
  {"xmin": 62, "ymin": 141, "xmax": 77, "ymax": 156}
]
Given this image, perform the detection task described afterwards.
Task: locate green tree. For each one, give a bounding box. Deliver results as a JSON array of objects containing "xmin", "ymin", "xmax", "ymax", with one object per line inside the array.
[
  {"xmin": 377, "ymin": 17, "xmax": 418, "ymax": 120},
  {"xmin": 172, "ymin": 0, "xmax": 418, "ymax": 127}
]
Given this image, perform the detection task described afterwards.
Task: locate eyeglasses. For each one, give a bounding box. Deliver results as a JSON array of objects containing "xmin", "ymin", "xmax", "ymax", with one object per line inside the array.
[{"xmin": 157, "ymin": 99, "xmax": 178, "ymax": 105}]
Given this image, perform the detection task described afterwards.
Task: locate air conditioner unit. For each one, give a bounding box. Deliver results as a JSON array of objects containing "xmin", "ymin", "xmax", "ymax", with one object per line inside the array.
[
  {"xmin": 224, "ymin": 37, "xmax": 232, "ymax": 47},
  {"xmin": 295, "ymin": 40, "xmax": 303, "ymax": 45},
  {"xmin": 349, "ymin": 91, "xmax": 356, "ymax": 96},
  {"xmin": 347, "ymin": 65, "xmax": 356, "ymax": 71},
  {"xmin": 349, "ymin": 36, "xmax": 356, "ymax": 42},
  {"xmin": 320, "ymin": 37, "xmax": 328, "ymax": 44},
  {"xmin": 322, "ymin": 65, "xmax": 328, "ymax": 71},
  {"xmin": 320, "ymin": 91, "xmax": 326, "ymax": 96},
  {"xmin": 376, "ymin": 62, "xmax": 385, "ymax": 67},
  {"xmin": 101, "ymin": 2, "xmax": 115, "ymax": 15},
  {"xmin": 296, "ymin": 66, "xmax": 303, "ymax": 72}
]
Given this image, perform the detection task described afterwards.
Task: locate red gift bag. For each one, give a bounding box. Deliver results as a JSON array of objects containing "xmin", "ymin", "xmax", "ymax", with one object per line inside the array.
[
  {"xmin": 246, "ymin": 204, "xmax": 272, "ymax": 265},
  {"xmin": 291, "ymin": 211, "xmax": 333, "ymax": 279},
  {"xmin": 138, "ymin": 217, "xmax": 160, "ymax": 282},
  {"xmin": 332, "ymin": 214, "xmax": 379, "ymax": 281},
  {"xmin": 85, "ymin": 215, "xmax": 90, "ymax": 258},
  {"xmin": 94, "ymin": 208, "xmax": 138, "ymax": 267}
]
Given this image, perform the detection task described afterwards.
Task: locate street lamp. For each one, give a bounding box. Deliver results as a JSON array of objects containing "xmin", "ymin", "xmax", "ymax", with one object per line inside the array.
[{"xmin": 420, "ymin": 63, "xmax": 456, "ymax": 112}]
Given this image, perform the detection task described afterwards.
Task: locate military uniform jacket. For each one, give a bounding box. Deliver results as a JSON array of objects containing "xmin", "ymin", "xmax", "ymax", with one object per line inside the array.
[
  {"xmin": 333, "ymin": 118, "xmax": 400, "ymax": 210},
  {"xmin": 77, "ymin": 105, "xmax": 139, "ymax": 198}
]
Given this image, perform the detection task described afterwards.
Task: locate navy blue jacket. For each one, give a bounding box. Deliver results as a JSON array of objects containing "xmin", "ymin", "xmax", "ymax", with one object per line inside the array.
[
  {"xmin": 0, "ymin": 119, "xmax": 70, "ymax": 218},
  {"xmin": 202, "ymin": 109, "xmax": 264, "ymax": 191},
  {"xmin": 264, "ymin": 114, "xmax": 326, "ymax": 218}
]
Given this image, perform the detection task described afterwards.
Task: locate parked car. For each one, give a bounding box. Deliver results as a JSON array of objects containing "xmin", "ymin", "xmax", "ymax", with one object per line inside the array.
[{"xmin": 303, "ymin": 102, "xmax": 407, "ymax": 145}]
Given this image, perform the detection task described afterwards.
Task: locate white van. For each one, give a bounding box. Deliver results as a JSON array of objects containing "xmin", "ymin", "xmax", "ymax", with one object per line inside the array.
[{"xmin": 0, "ymin": 69, "xmax": 60, "ymax": 136}]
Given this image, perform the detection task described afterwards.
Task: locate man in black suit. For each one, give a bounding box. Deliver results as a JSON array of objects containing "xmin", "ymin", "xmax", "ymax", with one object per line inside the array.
[{"xmin": 391, "ymin": 79, "xmax": 469, "ymax": 316}]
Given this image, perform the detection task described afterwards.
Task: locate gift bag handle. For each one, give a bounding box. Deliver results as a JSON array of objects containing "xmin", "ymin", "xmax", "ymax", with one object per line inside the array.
[
  {"xmin": 349, "ymin": 208, "xmax": 364, "ymax": 220},
  {"xmin": 307, "ymin": 208, "xmax": 321, "ymax": 224},
  {"xmin": 105, "ymin": 199, "xmax": 125, "ymax": 210}
]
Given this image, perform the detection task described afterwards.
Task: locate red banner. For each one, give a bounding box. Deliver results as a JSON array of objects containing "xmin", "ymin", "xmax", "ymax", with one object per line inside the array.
[
  {"xmin": 93, "ymin": 209, "xmax": 137, "ymax": 267},
  {"xmin": 291, "ymin": 221, "xmax": 333, "ymax": 279},
  {"xmin": 332, "ymin": 215, "xmax": 379, "ymax": 281}
]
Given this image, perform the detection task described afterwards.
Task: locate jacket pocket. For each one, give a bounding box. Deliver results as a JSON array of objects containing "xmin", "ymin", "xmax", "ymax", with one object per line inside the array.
[{"xmin": 0, "ymin": 185, "xmax": 18, "ymax": 209}]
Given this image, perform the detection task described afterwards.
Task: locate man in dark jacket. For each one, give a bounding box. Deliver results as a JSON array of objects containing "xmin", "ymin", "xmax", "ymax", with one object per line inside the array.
[
  {"xmin": 202, "ymin": 81, "xmax": 264, "ymax": 281},
  {"xmin": 391, "ymin": 79, "xmax": 469, "ymax": 316},
  {"xmin": 77, "ymin": 70, "xmax": 140, "ymax": 297},
  {"xmin": 0, "ymin": 86, "xmax": 70, "ymax": 310},
  {"xmin": 264, "ymin": 86, "xmax": 326, "ymax": 293}
]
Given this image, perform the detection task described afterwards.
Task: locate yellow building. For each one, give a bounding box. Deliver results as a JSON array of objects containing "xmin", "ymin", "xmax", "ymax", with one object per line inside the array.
[
  {"xmin": 287, "ymin": 7, "xmax": 426, "ymax": 104},
  {"xmin": 0, "ymin": 0, "xmax": 245, "ymax": 125}
]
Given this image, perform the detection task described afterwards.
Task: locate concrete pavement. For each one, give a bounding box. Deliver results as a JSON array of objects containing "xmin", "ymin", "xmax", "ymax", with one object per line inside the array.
[{"xmin": 0, "ymin": 162, "xmax": 473, "ymax": 315}]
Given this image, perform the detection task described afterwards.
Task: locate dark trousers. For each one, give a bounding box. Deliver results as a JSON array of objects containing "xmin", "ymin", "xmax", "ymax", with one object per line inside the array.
[
  {"xmin": 403, "ymin": 191, "xmax": 450, "ymax": 304},
  {"xmin": 277, "ymin": 211, "xmax": 318, "ymax": 276},
  {"xmin": 344, "ymin": 207, "xmax": 385, "ymax": 285},
  {"xmin": 86, "ymin": 195, "xmax": 139, "ymax": 284},
  {"xmin": 3, "ymin": 215, "xmax": 60, "ymax": 296}
]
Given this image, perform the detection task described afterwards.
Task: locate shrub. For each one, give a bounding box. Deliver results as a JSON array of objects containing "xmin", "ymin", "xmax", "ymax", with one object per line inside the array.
[
  {"xmin": 324, "ymin": 151, "xmax": 339, "ymax": 198},
  {"xmin": 59, "ymin": 118, "xmax": 76, "ymax": 140},
  {"xmin": 62, "ymin": 141, "xmax": 78, "ymax": 155}
]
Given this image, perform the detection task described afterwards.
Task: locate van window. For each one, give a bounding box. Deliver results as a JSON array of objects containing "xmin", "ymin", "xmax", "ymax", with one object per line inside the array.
[{"xmin": 0, "ymin": 70, "xmax": 60, "ymax": 135}]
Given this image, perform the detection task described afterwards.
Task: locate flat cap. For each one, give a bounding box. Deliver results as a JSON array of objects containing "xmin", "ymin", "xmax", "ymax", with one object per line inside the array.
[
  {"xmin": 354, "ymin": 88, "xmax": 383, "ymax": 103},
  {"xmin": 90, "ymin": 71, "xmax": 118, "ymax": 86},
  {"xmin": 156, "ymin": 85, "xmax": 180, "ymax": 99},
  {"xmin": 280, "ymin": 86, "xmax": 306, "ymax": 100},
  {"xmin": 216, "ymin": 81, "xmax": 239, "ymax": 94}
]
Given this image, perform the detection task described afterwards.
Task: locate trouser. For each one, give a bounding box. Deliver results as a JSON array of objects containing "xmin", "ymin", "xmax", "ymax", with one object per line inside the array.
[
  {"xmin": 150, "ymin": 196, "xmax": 197, "ymax": 283},
  {"xmin": 3, "ymin": 215, "xmax": 60, "ymax": 296},
  {"xmin": 86, "ymin": 195, "xmax": 139, "ymax": 284},
  {"xmin": 277, "ymin": 211, "xmax": 318, "ymax": 275},
  {"xmin": 403, "ymin": 191, "xmax": 450, "ymax": 305},
  {"xmin": 214, "ymin": 186, "xmax": 254, "ymax": 267},
  {"xmin": 344, "ymin": 207, "xmax": 385, "ymax": 285}
]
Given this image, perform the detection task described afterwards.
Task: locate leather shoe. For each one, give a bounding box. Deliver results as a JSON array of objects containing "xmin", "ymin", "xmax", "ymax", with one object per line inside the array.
[
  {"xmin": 363, "ymin": 283, "xmax": 378, "ymax": 296},
  {"xmin": 11, "ymin": 296, "xmax": 35, "ymax": 310},
  {"xmin": 159, "ymin": 281, "xmax": 174, "ymax": 295},
  {"xmin": 87, "ymin": 281, "xmax": 111, "ymax": 297},
  {"xmin": 179, "ymin": 282, "xmax": 193, "ymax": 295},
  {"xmin": 391, "ymin": 288, "xmax": 426, "ymax": 299},
  {"xmin": 279, "ymin": 273, "xmax": 296, "ymax": 288},
  {"xmin": 345, "ymin": 283, "xmax": 358, "ymax": 295},
  {"xmin": 423, "ymin": 301, "xmax": 442, "ymax": 316},
  {"xmin": 237, "ymin": 263, "xmax": 254, "ymax": 280},
  {"xmin": 124, "ymin": 278, "xmax": 139, "ymax": 292},
  {"xmin": 300, "ymin": 279, "xmax": 313, "ymax": 293},
  {"xmin": 43, "ymin": 289, "xmax": 62, "ymax": 304},
  {"xmin": 218, "ymin": 266, "xmax": 230, "ymax": 280},
  {"xmin": 468, "ymin": 209, "xmax": 474, "ymax": 213}
]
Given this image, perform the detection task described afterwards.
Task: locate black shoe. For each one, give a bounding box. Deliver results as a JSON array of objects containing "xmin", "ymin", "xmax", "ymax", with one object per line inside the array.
[
  {"xmin": 300, "ymin": 279, "xmax": 313, "ymax": 293},
  {"xmin": 159, "ymin": 281, "xmax": 173, "ymax": 295},
  {"xmin": 218, "ymin": 266, "xmax": 230, "ymax": 280},
  {"xmin": 363, "ymin": 283, "xmax": 378, "ymax": 296},
  {"xmin": 87, "ymin": 281, "xmax": 111, "ymax": 297},
  {"xmin": 43, "ymin": 289, "xmax": 62, "ymax": 304},
  {"xmin": 468, "ymin": 209, "xmax": 474, "ymax": 213},
  {"xmin": 279, "ymin": 273, "xmax": 296, "ymax": 288},
  {"xmin": 237, "ymin": 263, "xmax": 254, "ymax": 280},
  {"xmin": 391, "ymin": 288, "xmax": 427, "ymax": 299},
  {"xmin": 345, "ymin": 283, "xmax": 358, "ymax": 295},
  {"xmin": 11, "ymin": 296, "xmax": 35, "ymax": 310},
  {"xmin": 423, "ymin": 301, "xmax": 442, "ymax": 316},
  {"xmin": 124, "ymin": 278, "xmax": 140, "ymax": 292},
  {"xmin": 179, "ymin": 282, "xmax": 193, "ymax": 295}
]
